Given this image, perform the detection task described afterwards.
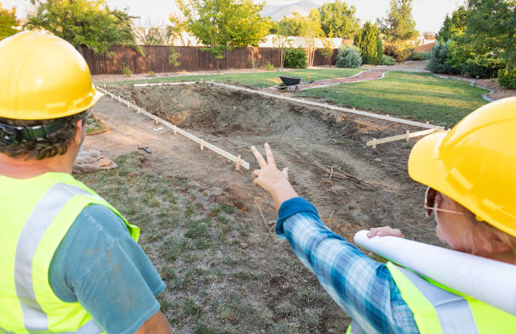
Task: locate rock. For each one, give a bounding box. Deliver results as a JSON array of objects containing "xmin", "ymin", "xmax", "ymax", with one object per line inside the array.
[{"xmin": 239, "ymin": 242, "xmax": 249, "ymax": 249}]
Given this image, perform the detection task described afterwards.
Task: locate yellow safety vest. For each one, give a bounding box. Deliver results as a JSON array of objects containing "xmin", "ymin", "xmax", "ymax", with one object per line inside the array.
[
  {"xmin": 0, "ymin": 172, "xmax": 140, "ymax": 334},
  {"xmin": 347, "ymin": 262, "xmax": 516, "ymax": 334}
]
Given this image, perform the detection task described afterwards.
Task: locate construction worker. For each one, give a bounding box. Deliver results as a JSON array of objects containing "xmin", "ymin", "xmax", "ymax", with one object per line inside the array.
[
  {"xmin": 0, "ymin": 32, "xmax": 172, "ymax": 333},
  {"xmin": 251, "ymin": 97, "xmax": 516, "ymax": 333}
]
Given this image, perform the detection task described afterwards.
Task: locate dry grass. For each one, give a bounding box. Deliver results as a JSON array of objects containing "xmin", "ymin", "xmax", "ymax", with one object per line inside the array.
[{"xmin": 76, "ymin": 152, "xmax": 347, "ymax": 334}]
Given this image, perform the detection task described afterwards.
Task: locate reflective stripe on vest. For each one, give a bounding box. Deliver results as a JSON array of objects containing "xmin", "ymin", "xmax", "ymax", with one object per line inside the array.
[
  {"xmin": 13, "ymin": 182, "xmax": 103, "ymax": 333},
  {"xmin": 1, "ymin": 319, "xmax": 101, "ymax": 334},
  {"xmin": 395, "ymin": 266, "xmax": 478, "ymax": 334},
  {"xmin": 388, "ymin": 262, "xmax": 516, "ymax": 334}
]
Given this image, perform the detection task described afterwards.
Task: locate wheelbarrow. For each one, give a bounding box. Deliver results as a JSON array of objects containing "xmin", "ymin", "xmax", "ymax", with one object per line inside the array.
[{"xmin": 278, "ymin": 76, "xmax": 302, "ymax": 91}]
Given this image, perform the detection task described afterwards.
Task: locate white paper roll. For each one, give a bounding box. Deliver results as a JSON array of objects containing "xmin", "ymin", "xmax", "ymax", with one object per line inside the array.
[{"xmin": 354, "ymin": 230, "xmax": 516, "ymax": 316}]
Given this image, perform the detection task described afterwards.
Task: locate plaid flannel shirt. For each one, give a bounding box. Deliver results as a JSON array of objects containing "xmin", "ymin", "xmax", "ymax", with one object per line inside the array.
[{"xmin": 276, "ymin": 197, "xmax": 419, "ymax": 334}]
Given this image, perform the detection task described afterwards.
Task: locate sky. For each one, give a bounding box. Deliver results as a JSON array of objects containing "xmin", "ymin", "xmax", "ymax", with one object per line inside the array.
[{"xmin": 5, "ymin": 0, "xmax": 465, "ymax": 33}]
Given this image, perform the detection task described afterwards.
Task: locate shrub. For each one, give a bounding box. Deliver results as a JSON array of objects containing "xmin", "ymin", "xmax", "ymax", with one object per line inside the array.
[
  {"xmin": 428, "ymin": 41, "xmax": 453, "ymax": 74},
  {"xmin": 463, "ymin": 54, "xmax": 504, "ymax": 79},
  {"xmin": 169, "ymin": 46, "xmax": 181, "ymax": 67},
  {"xmin": 336, "ymin": 46, "xmax": 362, "ymax": 68},
  {"xmin": 384, "ymin": 40, "xmax": 416, "ymax": 61},
  {"xmin": 265, "ymin": 62, "xmax": 275, "ymax": 71},
  {"xmin": 122, "ymin": 63, "xmax": 132, "ymax": 77},
  {"xmin": 411, "ymin": 52, "xmax": 429, "ymax": 61},
  {"xmin": 498, "ymin": 66, "xmax": 516, "ymax": 89},
  {"xmin": 354, "ymin": 21, "xmax": 382, "ymax": 65},
  {"xmin": 148, "ymin": 71, "xmax": 157, "ymax": 77},
  {"xmin": 284, "ymin": 48, "xmax": 307, "ymax": 69},
  {"xmin": 381, "ymin": 54, "xmax": 396, "ymax": 66}
]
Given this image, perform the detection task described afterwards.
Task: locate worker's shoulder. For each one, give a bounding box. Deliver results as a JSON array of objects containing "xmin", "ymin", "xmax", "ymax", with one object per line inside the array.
[{"xmin": 72, "ymin": 203, "xmax": 130, "ymax": 238}]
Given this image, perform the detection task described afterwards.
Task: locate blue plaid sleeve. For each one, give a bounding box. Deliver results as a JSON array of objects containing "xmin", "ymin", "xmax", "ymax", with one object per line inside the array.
[{"xmin": 276, "ymin": 197, "xmax": 419, "ymax": 334}]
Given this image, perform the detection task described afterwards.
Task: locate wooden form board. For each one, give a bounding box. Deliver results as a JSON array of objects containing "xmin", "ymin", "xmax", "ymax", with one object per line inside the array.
[
  {"xmin": 367, "ymin": 127, "xmax": 446, "ymax": 148},
  {"xmin": 96, "ymin": 86, "xmax": 250, "ymax": 170}
]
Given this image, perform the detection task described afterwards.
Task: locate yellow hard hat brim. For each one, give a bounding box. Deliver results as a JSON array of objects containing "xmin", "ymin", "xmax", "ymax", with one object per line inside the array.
[{"xmin": 408, "ymin": 131, "xmax": 451, "ymax": 195}]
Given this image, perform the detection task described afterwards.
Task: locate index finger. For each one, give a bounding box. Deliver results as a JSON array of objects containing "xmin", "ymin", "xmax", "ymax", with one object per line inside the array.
[{"xmin": 251, "ymin": 146, "xmax": 267, "ymax": 169}]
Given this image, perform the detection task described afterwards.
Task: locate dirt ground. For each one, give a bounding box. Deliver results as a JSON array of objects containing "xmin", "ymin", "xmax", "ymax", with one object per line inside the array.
[{"xmin": 83, "ymin": 79, "xmax": 449, "ymax": 332}]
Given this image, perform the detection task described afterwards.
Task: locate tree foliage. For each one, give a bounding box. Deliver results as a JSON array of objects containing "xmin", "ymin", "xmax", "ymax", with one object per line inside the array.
[
  {"xmin": 354, "ymin": 21, "xmax": 382, "ymax": 65},
  {"xmin": 25, "ymin": 0, "xmax": 139, "ymax": 55},
  {"xmin": 284, "ymin": 47, "xmax": 307, "ymax": 69},
  {"xmin": 436, "ymin": 5, "xmax": 468, "ymax": 42},
  {"xmin": 176, "ymin": 0, "xmax": 271, "ymax": 61},
  {"xmin": 277, "ymin": 10, "xmax": 323, "ymax": 67},
  {"xmin": 277, "ymin": 12, "xmax": 305, "ymax": 37},
  {"xmin": 319, "ymin": 0, "xmax": 359, "ymax": 38},
  {"xmin": 380, "ymin": 0, "xmax": 418, "ymax": 41},
  {"xmin": 0, "ymin": 2, "xmax": 19, "ymax": 40},
  {"xmin": 430, "ymin": 0, "xmax": 516, "ymax": 87},
  {"xmin": 378, "ymin": 0, "xmax": 418, "ymax": 61},
  {"xmin": 168, "ymin": 14, "xmax": 190, "ymax": 46}
]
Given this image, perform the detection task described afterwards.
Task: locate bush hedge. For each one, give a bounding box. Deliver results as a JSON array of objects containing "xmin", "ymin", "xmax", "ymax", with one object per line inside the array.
[
  {"xmin": 498, "ymin": 66, "xmax": 516, "ymax": 89},
  {"xmin": 336, "ymin": 46, "xmax": 362, "ymax": 68},
  {"xmin": 284, "ymin": 48, "xmax": 307, "ymax": 69},
  {"xmin": 381, "ymin": 54, "xmax": 396, "ymax": 66}
]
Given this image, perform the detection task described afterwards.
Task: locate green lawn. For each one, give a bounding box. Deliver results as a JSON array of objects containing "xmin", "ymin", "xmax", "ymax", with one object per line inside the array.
[
  {"xmin": 102, "ymin": 68, "xmax": 364, "ymax": 88},
  {"xmin": 300, "ymin": 71, "xmax": 490, "ymax": 127}
]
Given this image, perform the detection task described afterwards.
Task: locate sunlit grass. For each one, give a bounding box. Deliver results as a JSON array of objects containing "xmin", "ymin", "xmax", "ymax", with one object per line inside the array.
[
  {"xmin": 100, "ymin": 68, "xmax": 364, "ymax": 88},
  {"xmin": 300, "ymin": 71, "xmax": 489, "ymax": 127}
]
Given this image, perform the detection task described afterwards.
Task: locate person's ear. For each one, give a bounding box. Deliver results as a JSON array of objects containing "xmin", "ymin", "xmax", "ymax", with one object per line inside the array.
[
  {"xmin": 489, "ymin": 234, "xmax": 510, "ymax": 254},
  {"xmin": 476, "ymin": 232, "xmax": 510, "ymax": 256},
  {"xmin": 72, "ymin": 119, "xmax": 85, "ymax": 146}
]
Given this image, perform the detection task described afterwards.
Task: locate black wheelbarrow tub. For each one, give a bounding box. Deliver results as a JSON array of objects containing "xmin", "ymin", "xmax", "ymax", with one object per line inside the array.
[{"xmin": 279, "ymin": 76, "xmax": 301, "ymax": 86}]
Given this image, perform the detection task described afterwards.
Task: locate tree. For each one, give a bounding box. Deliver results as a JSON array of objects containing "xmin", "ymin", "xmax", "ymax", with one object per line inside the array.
[
  {"xmin": 319, "ymin": 0, "xmax": 359, "ymax": 38},
  {"xmin": 278, "ymin": 12, "xmax": 305, "ymax": 37},
  {"xmin": 303, "ymin": 9, "xmax": 324, "ymax": 67},
  {"xmin": 0, "ymin": 2, "xmax": 19, "ymax": 40},
  {"xmin": 354, "ymin": 21, "xmax": 382, "ymax": 65},
  {"xmin": 272, "ymin": 24, "xmax": 292, "ymax": 69},
  {"xmin": 277, "ymin": 10, "xmax": 323, "ymax": 67},
  {"xmin": 133, "ymin": 18, "xmax": 172, "ymax": 46},
  {"xmin": 25, "ymin": 0, "xmax": 140, "ymax": 55},
  {"xmin": 378, "ymin": 0, "xmax": 418, "ymax": 60},
  {"xmin": 380, "ymin": 0, "xmax": 418, "ymax": 41},
  {"xmin": 176, "ymin": 0, "xmax": 271, "ymax": 69},
  {"xmin": 436, "ymin": 5, "xmax": 468, "ymax": 42},
  {"xmin": 320, "ymin": 37, "xmax": 335, "ymax": 65},
  {"xmin": 168, "ymin": 14, "xmax": 190, "ymax": 46}
]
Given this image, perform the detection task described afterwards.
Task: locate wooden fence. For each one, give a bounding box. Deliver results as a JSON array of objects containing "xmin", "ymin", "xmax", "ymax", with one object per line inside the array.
[
  {"xmin": 413, "ymin": 42, "xmax": 436, "ymax": 54},
  {"xmin": 82, "ymin": 45, "xmax": 337, "ymax": 75}
]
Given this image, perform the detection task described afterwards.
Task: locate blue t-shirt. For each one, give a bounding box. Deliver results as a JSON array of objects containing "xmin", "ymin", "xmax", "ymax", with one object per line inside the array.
[{"xmin": 49, "ymin": 204, "xmax": 166, "ymax": 334}]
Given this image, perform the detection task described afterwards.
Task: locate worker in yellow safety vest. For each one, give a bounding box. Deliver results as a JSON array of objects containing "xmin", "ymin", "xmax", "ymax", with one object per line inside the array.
[
  {"xmin": 0, "ymin": 32, "xmax": 173, "ymax": 333},
  {"xmin": 250, "ymin": 97, "xmax": 516, "ymax": 333}
]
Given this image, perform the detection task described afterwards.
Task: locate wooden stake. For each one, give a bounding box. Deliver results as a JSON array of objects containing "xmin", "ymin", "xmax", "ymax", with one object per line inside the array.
[
  {"xmin": 200, "ymin": 140, "xmax": 204, "ymax": 150},
  {"xmin": 173, "ymin": 125, "xmax": 177, "ymax": 135},
  {"xmin": 236, "ymin": 155, "xmax": 241, "ymax": 171},
  {"xmin": 406, "ymin": 130, "xmax": 410, "ymax": 141}
]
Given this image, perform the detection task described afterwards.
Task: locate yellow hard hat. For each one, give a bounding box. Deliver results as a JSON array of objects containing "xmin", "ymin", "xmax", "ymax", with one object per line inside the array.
[
  {"xmin": 409, "ymin": 97, "xmax": 516, "ymax": 237},
  {"xmin": 0, "ymin": 31, "xmax": 102, "ymax": 120}
]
